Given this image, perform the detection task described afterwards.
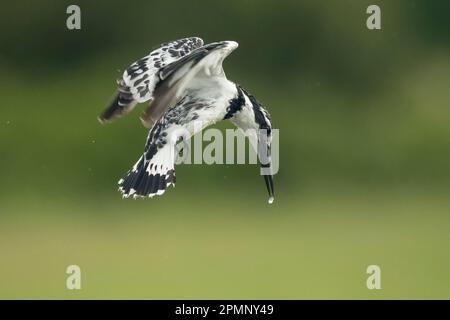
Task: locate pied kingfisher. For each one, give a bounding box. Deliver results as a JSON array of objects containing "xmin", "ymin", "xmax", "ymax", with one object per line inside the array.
[{"xmin": 99, "ymin": 37, "xmax": 275, "ymax": 203}]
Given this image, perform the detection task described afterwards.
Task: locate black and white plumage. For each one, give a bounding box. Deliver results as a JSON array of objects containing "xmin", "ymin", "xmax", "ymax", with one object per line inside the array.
[
  {"xmin": 99, "ymin": 37, "xmax": 204, "ymax": 126},
  {"xmin": 99, "ymin": 37, "xmax": 275, "ymax": 203}
]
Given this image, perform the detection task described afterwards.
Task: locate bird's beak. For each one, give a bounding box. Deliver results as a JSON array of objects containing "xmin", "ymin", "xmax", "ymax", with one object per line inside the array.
[
  {"xmin": 258, "ymin": 131, "xmax": 274, "ymax": 204},
  {"xmin": 264, "ymin": 174, "xmax": 275, "ymax": 204}
]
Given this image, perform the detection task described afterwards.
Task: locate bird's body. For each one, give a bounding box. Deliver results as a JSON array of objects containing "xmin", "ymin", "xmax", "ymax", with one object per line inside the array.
[{"xmin": 99, "ymin": 37, "xmax": 275, "ymax": 202}]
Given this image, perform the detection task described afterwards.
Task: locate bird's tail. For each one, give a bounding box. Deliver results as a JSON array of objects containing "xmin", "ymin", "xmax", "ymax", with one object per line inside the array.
[{"xmin": 118, "ymin": 147, "xmax": 176, "ymax": 198}]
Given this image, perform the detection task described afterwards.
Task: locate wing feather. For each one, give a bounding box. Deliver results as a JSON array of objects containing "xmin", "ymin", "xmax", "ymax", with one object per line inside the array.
[
  {"xmin": 139, "ymin": 46, "xmax": 214, "ymax": 128},
  {"xmin": 98, "ymin": 37, "xmax": 203, "ymax": 123},
  {"xmin": 123, "ymin": 37, "xmax": 204, "ymax": 103}
]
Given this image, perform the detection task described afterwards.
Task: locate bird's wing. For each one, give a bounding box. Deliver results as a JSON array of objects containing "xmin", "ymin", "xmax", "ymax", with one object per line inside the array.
[
  {"xmin": 118, "ymin": 42, "xmax": 238, "ymax": 198},
  {"xmin": 98, "ymin": 37, "xmax": 204, "ymax": 123},
  {"xmin": 139, "ymin": 42, "xmax": 230, "ymax": 129},
  {"xmin": 123, "ymin": 37, "xmax": 204, "ymax": 102}
]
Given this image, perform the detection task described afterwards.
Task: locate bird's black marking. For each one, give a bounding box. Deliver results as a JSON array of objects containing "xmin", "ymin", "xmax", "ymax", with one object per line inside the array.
[
  {"xmin": 240, "ymin": 87, "xmax": 272, "ymax": 135},
  {"xmin": 119, "ymin": 161, "xmax": 174, "ymax": 198},
  {"xmin": 100, "ymin": 39, "xmax": 204, "ymax": 123},
  {"xmin": 121, "ymin": 37, "xmax": 204, "ymax": 103},
  {"xmin": 162, "ymin": 94, "xmax": 211, "ymax": 126},
  {"xmin": 133, "ymin": 73, "xmax": 149, "ymax": 86},
  {"xmin": 236, "ymin": 86, "xmax": 274, "ymax": 201},
  {"xmin": 118, "ymin": 91, "xmax": 211, "ymax": 197},
  {"xmin": 143, "ymin": 123, "xmax": 167, "ymax": 164},
  {"xmin": 159, "ymin": 41, "xmax": 228, "ymax": 80},
  {"xmin": 224, "ymin": 85, "xmax": 245, "ymax": 119},
  {"xmin": 159, "ymin": 48, "xmax": 208, "ymax": 80},
  {"xmin": 127, "ymin": 38, "xmax": 203, "ymax": 80}
]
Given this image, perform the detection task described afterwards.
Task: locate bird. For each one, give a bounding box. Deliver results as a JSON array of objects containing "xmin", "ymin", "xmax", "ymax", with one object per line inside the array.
[{"xmin": 98, "ymin": 37, "xmax": 275, "ymax": 203}]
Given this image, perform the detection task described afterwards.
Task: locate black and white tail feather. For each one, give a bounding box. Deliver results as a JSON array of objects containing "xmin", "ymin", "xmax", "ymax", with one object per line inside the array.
[
  {"xmin": 118, "ymin": 146, "xmax": 176, "ymax": 198},
  {"xmin": 99, "ymin": 37, "xmax": 275, "ymax": 203}
]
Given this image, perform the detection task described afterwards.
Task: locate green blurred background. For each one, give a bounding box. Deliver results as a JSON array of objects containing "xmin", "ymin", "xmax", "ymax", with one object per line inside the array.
[{"xmin": 1, "ymin": 0, "xmax": 450, "ymax": 299}]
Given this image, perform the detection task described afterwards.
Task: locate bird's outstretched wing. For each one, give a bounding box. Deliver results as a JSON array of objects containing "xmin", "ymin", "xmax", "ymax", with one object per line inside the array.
[
  {"xmin": 139, "ymin": 43, "xmax": 223, "ymax": 128},
  {"xmin": 98, "ymin": 37, "xmax": 204, "ymax": 123},
  {"xmin": 118, "ymin": 42, "xmax": 236, "ymax": 198}
]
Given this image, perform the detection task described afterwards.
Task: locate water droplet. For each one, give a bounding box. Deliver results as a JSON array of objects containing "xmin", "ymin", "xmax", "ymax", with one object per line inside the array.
[{"xmin": 268, "ymin": 196, "xmax": 274, "ymax": 204}]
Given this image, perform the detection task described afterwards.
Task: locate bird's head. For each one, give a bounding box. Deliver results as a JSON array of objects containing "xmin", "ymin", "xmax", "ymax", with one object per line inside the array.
[{"xmin": 236, "ymin": 85, "xmax": 275, "ymax": 204}]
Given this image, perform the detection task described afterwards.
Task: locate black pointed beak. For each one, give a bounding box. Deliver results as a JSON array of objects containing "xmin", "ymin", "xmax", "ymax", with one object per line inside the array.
[
  {"xmin": 263, "ymin": 174, "xmax": 274, "ymax": 204},
  {"xmin": 258, "ymin": 129, "xmax": 274, "ymax": 204}
]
